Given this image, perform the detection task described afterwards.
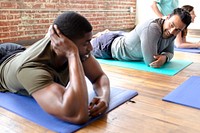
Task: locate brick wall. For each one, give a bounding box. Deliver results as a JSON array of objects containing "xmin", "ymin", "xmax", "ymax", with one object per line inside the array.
[{"xmin": 0, "ymin": 0, "xmax": 136, "ymax": 44}]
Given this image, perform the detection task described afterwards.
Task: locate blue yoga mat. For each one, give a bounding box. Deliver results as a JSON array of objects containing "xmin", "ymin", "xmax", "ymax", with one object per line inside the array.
[
  {"xmin": 0, "ymin": 86, "xmax": 138, "ymax": 133},
  {"xmin": 174, "ymin": 36, "xmax": 200, "ymax": 53},
  {"xmin": 97, "ymin": 59, "xmax": 192, "ymax": 76},
  {"xmin": 174, "ymin": 47, "xmax": 200, "ymax": 53},
  {"xmin": 163, "ymin": 76, "xmax": 200, "ymax": 109}
]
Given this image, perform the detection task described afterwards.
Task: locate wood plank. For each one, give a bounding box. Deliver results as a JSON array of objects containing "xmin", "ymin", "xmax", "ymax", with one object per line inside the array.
[{"xmin": 1, "ymin": 51, "xmax": 200, "ymax": 133}]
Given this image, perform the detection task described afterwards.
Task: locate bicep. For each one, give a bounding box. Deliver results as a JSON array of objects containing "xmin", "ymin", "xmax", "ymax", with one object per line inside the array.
[
  {"xmin": 18, "ymin": 67, "xmax": 89, "ymax": 123},
  {"xmin": 17, "ymin": 67, "xmax": 66, "ymax": 115},
  {"xmin": 32, "ymin": 83, "xmax": 66, "ymax": 116}
]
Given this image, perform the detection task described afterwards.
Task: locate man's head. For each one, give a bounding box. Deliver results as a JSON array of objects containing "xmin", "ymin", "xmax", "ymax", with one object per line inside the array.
[
  {"xmin": 54, "ymin": 11, "xmax": 92, "ymax": 40},
  {"xmin": 53, "ymin": 11, "xmax": 93, "ymax": 59},
  {"xmin": 182, "ymin": 5, "xmax": 196, "ymax": 23},
  {"xmin": 163, "ymin": 8, "xmax": 191, "ymax": 38}
]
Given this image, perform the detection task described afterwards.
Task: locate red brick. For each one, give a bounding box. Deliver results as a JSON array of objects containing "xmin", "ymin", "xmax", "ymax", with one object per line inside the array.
[{"xmin": 0, "ymin": 0, "xmax": 136, "ymax": 43}]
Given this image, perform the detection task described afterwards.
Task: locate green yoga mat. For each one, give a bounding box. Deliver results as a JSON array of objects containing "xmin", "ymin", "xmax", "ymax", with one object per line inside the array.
[{"xmin": 97, "ymin": 59, "xmax": 192, "ymax": 76}]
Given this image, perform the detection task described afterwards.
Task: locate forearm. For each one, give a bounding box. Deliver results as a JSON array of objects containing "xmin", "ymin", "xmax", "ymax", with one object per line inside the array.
[
  {"xmin": 93, "ymin": 74, "xmax": 110, "ymax": 104},
  {"xmin": 151, "ymin": 2, "xmax": 163, "ymax": 17},
  {"xmin": 175, "ymin": 42, "xmax": 200, "ymax": 49},
  {"xmin": 62, "ymin": 53, "xmax": 89, "ymax": 123},
  {"xmin": 68, "ymin": 53, "xmax": 87, "ymax": 95},
  {"xmin": 154, "ymin": 10, "xmax": 163, "ymax": 18}
]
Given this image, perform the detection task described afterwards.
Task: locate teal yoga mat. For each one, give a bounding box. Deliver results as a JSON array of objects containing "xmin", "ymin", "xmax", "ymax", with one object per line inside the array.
[{"xmin": 97, "ymin": 59, "xmax": 192, "ymax": 76}]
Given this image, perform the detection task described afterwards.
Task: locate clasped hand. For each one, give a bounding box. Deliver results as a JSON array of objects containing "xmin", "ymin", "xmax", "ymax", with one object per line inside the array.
[
  {"xmin": 149, "ymin": 55, "xmax": 167, "ymax": 68},
  {"xmin": 49, "ymin": 25, "xmax": 78, "ymax": 58},
  {"xmin": 88, "ymin": 97, "xmax": 108, "ymax": 118}
]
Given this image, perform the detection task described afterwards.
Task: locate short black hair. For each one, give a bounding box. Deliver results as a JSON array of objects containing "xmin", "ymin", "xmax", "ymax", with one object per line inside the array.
[
  {"xmin": 53, "ymin": 11, "xmax": 92, "ymax": 40},
  {"xmin": 169, "ymin": 8, "xmax": 191, "ymax": 28}
]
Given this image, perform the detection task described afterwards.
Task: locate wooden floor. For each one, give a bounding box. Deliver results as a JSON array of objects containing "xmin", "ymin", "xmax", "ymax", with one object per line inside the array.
[{"xmin": 1, "ymin": 51, "xmax": 200, "ymax": 133}]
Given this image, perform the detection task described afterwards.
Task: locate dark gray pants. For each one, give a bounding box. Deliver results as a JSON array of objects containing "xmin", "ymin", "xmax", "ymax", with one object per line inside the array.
[
  {"xmin": 91, "ymin": 32, "xmax": 123, "ymax": 59},
  {"xmin": 0, "ymin": 43, "xmax": 26, "ymax": 64}
]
